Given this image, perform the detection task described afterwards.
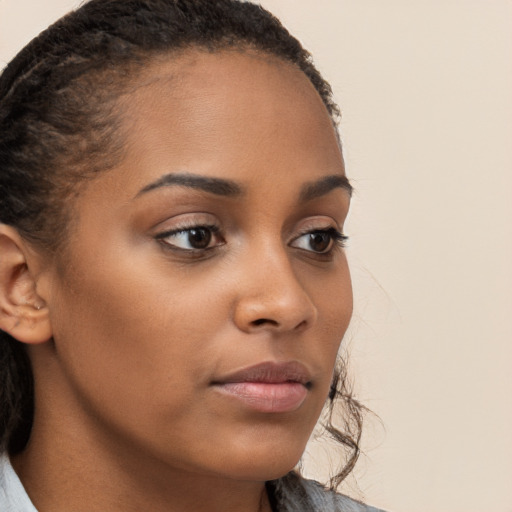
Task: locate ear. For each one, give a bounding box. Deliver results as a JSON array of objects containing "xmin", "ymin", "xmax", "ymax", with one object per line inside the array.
[{"xmin": 0, "ymin": 224, "xmax": 52, "ymax": 344}]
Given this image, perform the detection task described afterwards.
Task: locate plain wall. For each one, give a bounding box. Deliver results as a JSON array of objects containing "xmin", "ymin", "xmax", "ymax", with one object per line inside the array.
[{"xmin": 1, "ymin": 2, "xmax": 511, "ymax": 511}]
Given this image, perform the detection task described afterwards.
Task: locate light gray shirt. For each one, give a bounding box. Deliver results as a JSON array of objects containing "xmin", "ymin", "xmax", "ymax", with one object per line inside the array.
[
  {"xmin": 269, "ymin": 471, "xmax": 386, "ymax": 512},
  {"xmin": 0, "ymin": 453, "xmax": 37, "ymax": 512},
  {"xmin": 0, "ymin": 453, "xmax": 385, "ymax": 512}
]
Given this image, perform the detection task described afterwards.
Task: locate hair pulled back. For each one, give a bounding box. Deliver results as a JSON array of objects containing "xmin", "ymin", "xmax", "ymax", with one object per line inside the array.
[{"xmin": 0, "ymin": 0, "xmax": 361, "ymax": 487}]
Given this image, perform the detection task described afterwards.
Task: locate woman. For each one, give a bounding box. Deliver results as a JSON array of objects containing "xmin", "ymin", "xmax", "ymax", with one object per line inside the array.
[{"xmin": 0, "ymin": 1, "xmax": 385, "ymax": 510}]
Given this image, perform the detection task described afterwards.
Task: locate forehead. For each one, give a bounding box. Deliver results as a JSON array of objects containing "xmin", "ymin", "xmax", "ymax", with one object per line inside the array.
[
  {"xmin": 113, "ymin": 50, "xmax": 344, "ymax": 188},
  {"xmin": 128, "ymin": 49, "xmax": 328, "ymax": 116}
]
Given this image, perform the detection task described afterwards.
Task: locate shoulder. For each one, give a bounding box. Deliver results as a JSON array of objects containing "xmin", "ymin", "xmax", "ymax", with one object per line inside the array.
[{"xmin": 270, "ymin": 471, "xmax": 387, "ymax": 512}]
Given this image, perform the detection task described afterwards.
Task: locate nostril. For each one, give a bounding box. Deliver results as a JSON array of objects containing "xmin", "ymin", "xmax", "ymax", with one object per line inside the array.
[{"xmin": 251, "ymin": 318, "xmax": 278, "ymax": 327}]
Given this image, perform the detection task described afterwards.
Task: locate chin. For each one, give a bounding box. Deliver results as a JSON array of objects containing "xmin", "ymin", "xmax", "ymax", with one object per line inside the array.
[{"xmin": 208, "ymin": 435, "xmax": 307, "ymax": 482}]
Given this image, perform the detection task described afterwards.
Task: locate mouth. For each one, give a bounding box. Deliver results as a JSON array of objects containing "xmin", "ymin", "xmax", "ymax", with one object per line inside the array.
[{"xmin": 211, "ymin": 361, "xmax": 312, "ymax": 413}]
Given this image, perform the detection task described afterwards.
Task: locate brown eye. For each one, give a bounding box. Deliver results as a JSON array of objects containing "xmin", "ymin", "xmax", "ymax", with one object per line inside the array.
[
  {"xmin": 308, "ymin": 232, "xmax": 332, "ymax": 253},
  {"xmin": 187, "ymin": 228, "xmax": 212, "ymax": 249},
  {"xmin": 290, "ymin": 228, "xmax": 347, "ymax": 254},
  {"xmin": 156, "ymin": 225, "xmax": 223, "ymax": 251}
]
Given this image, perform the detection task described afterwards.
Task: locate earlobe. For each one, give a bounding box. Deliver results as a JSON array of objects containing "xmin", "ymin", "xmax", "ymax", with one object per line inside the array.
[{"xmin": 0, "ymin": 224, "xmax": 52, "ymax": 344}]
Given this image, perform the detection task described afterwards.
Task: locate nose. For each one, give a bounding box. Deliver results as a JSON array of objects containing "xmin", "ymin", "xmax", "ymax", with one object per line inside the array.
[{"xmin": 232, "ymin": 248, "xmax": 318, "ymax": 334}]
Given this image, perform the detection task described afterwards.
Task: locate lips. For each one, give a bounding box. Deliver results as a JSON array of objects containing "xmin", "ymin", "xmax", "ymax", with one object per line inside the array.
[{"xmin": 211, "ymin": 361, "xmax": 311, "ymax": 413}]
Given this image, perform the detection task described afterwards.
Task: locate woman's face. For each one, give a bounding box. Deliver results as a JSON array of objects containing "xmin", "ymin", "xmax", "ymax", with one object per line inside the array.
[{"xmin": 38, "ymin": 51, "xmax": 352, "ymax": 481}]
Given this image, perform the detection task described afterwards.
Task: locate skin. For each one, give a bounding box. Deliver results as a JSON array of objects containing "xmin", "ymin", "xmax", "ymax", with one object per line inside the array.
[{"xmin": 2, "ymin": 50, "xmax": 352, "ymax": 512}]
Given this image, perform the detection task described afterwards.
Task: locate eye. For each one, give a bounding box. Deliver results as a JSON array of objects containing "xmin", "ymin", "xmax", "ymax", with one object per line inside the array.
[
  {"xmin": 291, "ymin": 228, "xmax": 347, "ymax": 254},
  {"xmin": 156, "ymin": 225, "xmax": 224, "ymax": 251}
]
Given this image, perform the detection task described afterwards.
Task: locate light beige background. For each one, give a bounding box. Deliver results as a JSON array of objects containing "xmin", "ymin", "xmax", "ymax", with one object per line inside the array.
[{"xmin": 1, "ymin": 1, "xmax": 511, "ymax": 512}]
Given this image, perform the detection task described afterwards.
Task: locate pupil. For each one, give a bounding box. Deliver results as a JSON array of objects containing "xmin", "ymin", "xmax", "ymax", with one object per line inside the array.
[
  {"xmin": 188, "ymin": 228, "xmax": 211, "ymax": 249},
  {"xmin": 310, "ymin": 232, "xmax": 330, "ymax": 252}
]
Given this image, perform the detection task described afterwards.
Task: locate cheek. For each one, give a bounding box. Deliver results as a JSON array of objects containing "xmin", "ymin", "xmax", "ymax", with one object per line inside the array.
[
  {"xmin": 48, "ymin": 249, "xmax": 225, "ymax": 433},
  {"xmin": 315, "ymin": 262, "xmax": 353, "ymax": 381},
  {"xmin": 309, "ymin": 257, "xmax": 353, "ymax": 336}
]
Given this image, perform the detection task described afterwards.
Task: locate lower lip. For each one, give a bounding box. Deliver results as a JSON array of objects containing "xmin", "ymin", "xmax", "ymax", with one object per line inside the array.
[{"xmin": 214, "ymin": 382, "xmax": 308, "ymax": 413}]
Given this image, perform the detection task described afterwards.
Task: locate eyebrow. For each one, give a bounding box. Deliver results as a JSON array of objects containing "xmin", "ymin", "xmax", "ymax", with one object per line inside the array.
[
  {"xmin": 135, "ymin": 172, "xmax": 243, "ymax": 198},
  {"xmin": 136, "ymin": 171, "xmax": 352, "ymax": 202},
  {"xmin": 299, "ymin": 175, "xmax": 353, "ymax": 202}
]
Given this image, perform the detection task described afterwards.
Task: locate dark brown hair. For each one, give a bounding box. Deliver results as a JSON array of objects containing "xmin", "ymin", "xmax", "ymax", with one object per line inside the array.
[{"xmin": 0, "ymin": 0, "xmax": 362, "ymax": 488}]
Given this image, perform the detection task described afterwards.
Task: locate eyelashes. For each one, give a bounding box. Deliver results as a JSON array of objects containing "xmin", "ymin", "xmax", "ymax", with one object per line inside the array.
[
  {"xmin": 155, "ymin": 224, "xmax": 347, "ymax": 257},
  {"xmin": 290, "ymin": 227, "xmax": 348, "ymax": 254},
  {"xmin": 155, "ymin": 224, "xmax": 224, "ymax": 252}
]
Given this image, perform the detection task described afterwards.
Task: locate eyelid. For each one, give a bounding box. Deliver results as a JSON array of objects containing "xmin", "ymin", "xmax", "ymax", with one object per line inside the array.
[
  {"xmin": 150, "ymin": 211, "xmax": 218, "ymax": 238},
  {"xmin": 154, "ymin": 220, "xmax": 224, "ymax": 253},
  {"xmin": 290, "ymin": 227, "xmax": 348, "ymax": 251},
  {"xmin": 288, "ymin": 216, "xmax": 343, "ymax": 240},
  {"xmin": 155, "ymin": 223, "xmax": 220, "ymax": 238}
]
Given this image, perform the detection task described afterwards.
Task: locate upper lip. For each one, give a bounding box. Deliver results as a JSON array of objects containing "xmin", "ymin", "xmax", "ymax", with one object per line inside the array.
[{"xmin": 212, "ymin": 361, "xmax": 312, "ymax": 386}]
